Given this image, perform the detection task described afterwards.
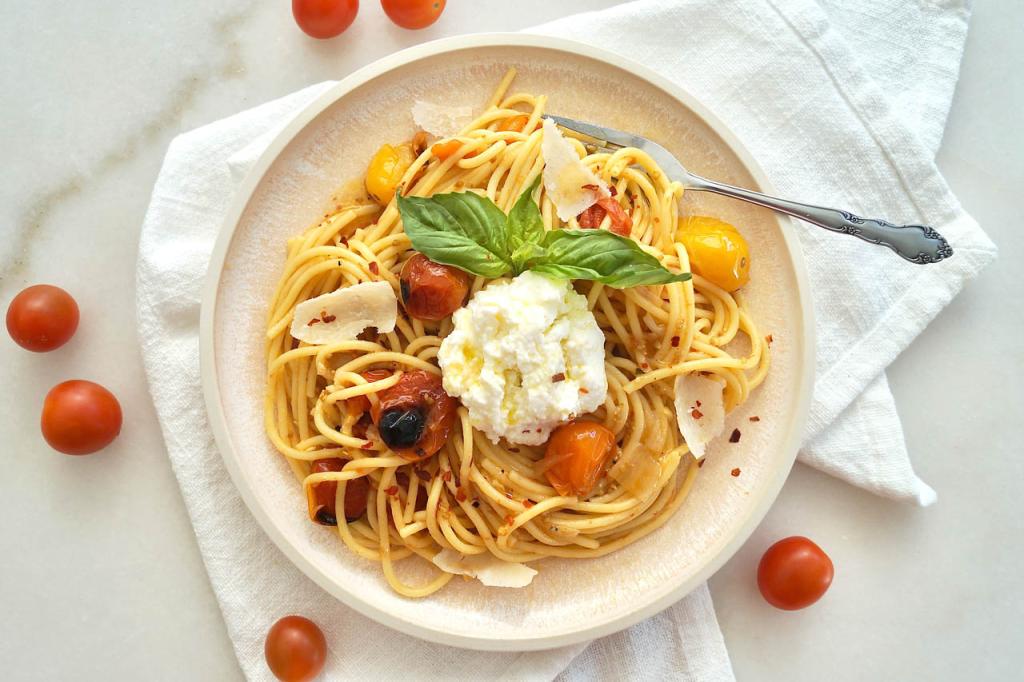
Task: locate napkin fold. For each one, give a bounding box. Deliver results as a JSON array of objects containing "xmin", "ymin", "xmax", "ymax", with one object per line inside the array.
[{"xmin": 137, "ymin": 0, "xmax": 995, "ymax": 679}]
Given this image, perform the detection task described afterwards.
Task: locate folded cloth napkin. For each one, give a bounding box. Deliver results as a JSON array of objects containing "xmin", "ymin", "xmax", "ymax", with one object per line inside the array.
[{"xmin": 136, "ymin": 0, "xmax": 996, "ymax": 679}]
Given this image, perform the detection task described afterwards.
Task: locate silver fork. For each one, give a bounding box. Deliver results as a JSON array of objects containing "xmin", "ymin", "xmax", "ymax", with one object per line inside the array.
[{"xmin": 545, "ymin": 115, "xmax": 952, "ymax": 264}]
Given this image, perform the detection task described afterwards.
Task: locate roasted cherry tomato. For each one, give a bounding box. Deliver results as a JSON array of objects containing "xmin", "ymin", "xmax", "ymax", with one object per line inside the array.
[
  {"xmin": 676, "ymin": 215, "xmax": 750, "ymax": 292},
  {"xmin": 6, "ymin": 284, "xmax": 79, "ymax": 352},
  {"xmin": 577, "ymin": 192, "xmax": 633, "ymax": 237},
  {"xmin": 380, "ymin": 0, "xmax": 446, "ymax": 29},
  {"xmin": 345, "ymin": 368, "xmax": 393, "ymax": 416},
  {"xmin": 371, "ymin": 370, "xmax": 455, "ymax": 461},
  {"xmin": 542, "ymin": 420, "xmax": 617, "ymax": 497},
  {"xmin": 365, "ymin": 142, "xmax": 415, "ymax": 205},
  {"xmin": 400, "ymin": 252, "xmax": 470, "ymax": 321},
  {"xmin": 430, "ymin": 139, "xmax": 482, "ymax": 162},
  {"xmin": 292, "ymin": 0, "xmax": 359, "ymax": 39},
  {"xmin": 757, "ymin": 536, "xmax": 834, "ymax": 610},
  {"xmin": 265, "ymin": 615, "xmax": 327, "ymax": 682},
  {"xmin": 498, "ymin": 114, "xmax": 530, "ymax": 133},
  {"xmin": 41, "ymin": 380, "xmax": 122, "ymax": 455},
  {"xmin": 307, "ymin": 459, "xmax": 371, "ymax": 525}
]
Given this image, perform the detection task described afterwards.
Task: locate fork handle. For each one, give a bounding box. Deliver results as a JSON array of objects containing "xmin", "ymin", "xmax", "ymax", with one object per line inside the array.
[{"xmin": 687, "ymin": 175, "xmax": 953, "ymax": 264}]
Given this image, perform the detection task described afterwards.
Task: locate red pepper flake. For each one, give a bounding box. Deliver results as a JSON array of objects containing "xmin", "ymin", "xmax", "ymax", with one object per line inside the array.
[
  {"xmin": 369, "ymin": 262, "xmax": 379, "ymax": 275},
  {"xmin": 504, "ymin": 514, "xmax": 515, "ymax": 526},
  {"xmin": 697, "ymin": 458, "xmax": 706, "ymax": 468},
  {"xmin": 307, "ymin": 318, "xmax": 321, "ymax": 326},
  {"xmin": 536, "ymin": 428, "xmax": 542, "ymax": 433},
  {"xmin": 749, "ymin": 416, "xmax": 760, "ymax": 422},
  {"xmin": 361, "ymin": 440, "xmax": 374, "ymax": 450},
  {"xmin": 415, "ymin": 468, "xmax": 431, "ymax": 482},
  {"xmin": 608, "ymin": 185, "xmax": 618, "ymax": 197},
  {"xmin": 731, "ymin": 467, "xmax": 741, "ymax": 477},
  {"xmin": 690, "ymin": 408, "xmax": 703, "ymax": 420},
  {"xmin": 321, "ymin": 313, "xmax": 337, "ymax": 323},
  {"xmin": 508, "ymin": 447, "xmax": 520, "ymax": 453},
  {"xmin": 640, "ymin": 362, "xmax": 650, "ymax": 370},
  {"xmin": 455, "ymin": 488, "xmax": 468, "ymax": 503},
  {"xmin": 471, "ymin": 499, "xmax": 480, "ymax": 508},
  {"xmin": 504, "ymin": 491, "xmax": 513, "ymax": 499},
  {"xmin": 671, "ymin": 336, "xmax": 680, "ymax": 347},
  {"xmin": 339, "ymin": 236, "xmax": 349, "ymax": 247},
  {"xmin": 523, "ymin": 499, "xmax": 535, "ymax": 509},
  {"xmin": 551, "ymin": 372, "xmax": 566, "ymax": 383},
  {"xmin": 441, "ymin": 470, "xmax": 452, "ymax": 482},
  {"xmin": 385, "ymin": 485, "xmax": 399, "ymax": 496},
  {"xmin": 579, "ymin": 387, "xmax": 589, "ymax": 395},
  {"xmin": 729, "ymin": 429, "xmax": 741, "ymax": 443},
  {"xmin": 696, "ymin": 400, "xmax": 702, "ymax": 408},
  {"xmin": 395, "ymin": 472, "xmax": 410, "ymax": 487},
  {"xmin": 765, "ymin": 334, "xmax": 774, "ymax": 345}
]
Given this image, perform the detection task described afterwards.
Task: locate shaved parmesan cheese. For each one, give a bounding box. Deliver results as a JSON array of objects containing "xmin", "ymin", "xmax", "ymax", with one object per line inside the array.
[
  {"xmin": 431, "ymin": 549, "xmax": 538, "ymax": 588},
  {"xmin": 609, "ymin": 444, "xmax": 663, "ymax": 497},
  {"xmin": 673, "ymin": 374, "xmax": 726, "ymax": 459},
  {"xmin": 412, "ymin": 100, "xmax": 474, "ymax": 137},
  {"xmin": 541, "ymin": 118, "xmax": 610, "ymax": 222},
  {"xmin": 290, "ymin": 281, "xmax": 397, "ymax": 345}
]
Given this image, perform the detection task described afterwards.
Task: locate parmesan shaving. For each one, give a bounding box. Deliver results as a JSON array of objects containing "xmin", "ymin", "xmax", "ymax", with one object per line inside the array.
[
  {"xmin": 541, "ymin": 118, "xmax": 610, "ymax": 222},
  {"xmin": 431, "ymin": 549, "xmax": 537, "ymax": 588},
  {"xmin": 290, "ymin": 281, "xmax": 397, "ymax": 345},
  {"xmin": 412, "ymin": 100, "xmax": 474, "ymax": 137},
  {"xmin": 673, "ymin": 374, "xmax": 726, "ymax": 459}
]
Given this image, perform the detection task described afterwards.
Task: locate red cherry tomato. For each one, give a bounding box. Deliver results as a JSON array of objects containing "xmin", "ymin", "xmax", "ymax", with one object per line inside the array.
[
  {"xmin": 41, "ymin": 380, "xmax": 123, "ymax": 455},
  {"xmin": 6, "ymin": 284, "xmax": 79, "ymax": 352},
  {"xmin": 265, "ymin": 615, "xmax": 327, "ymax": 682},
  {"xmin": 292, "ymin": 0, "xmax": 359, "ymax": 39},
  {"xmin": 757, "ymin": 536, "xmax": 834, "ymax": 610},
  {"xmin": 381, "ymin": 0, "xmax": 446, "ymax": 29}
]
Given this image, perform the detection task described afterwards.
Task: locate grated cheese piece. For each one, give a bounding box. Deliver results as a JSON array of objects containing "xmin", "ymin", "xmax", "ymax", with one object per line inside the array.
[
  {"xmin": 290, "ymin": 281, "xmax": 397, "ymax": 345},
  {"xmin": 673, "ymin": 374, "xmax": 726, "ymax": 459},
  {"xmin": 431, "ymin": 549, "xmax": 537, "ymax": 588},
  {"xmin": 412, "ymin": 100, "xmax": 474, "ymax": 137},
  {"xmin": 541, "ymin": 118, "xmax": 610, "ymax": 222}
]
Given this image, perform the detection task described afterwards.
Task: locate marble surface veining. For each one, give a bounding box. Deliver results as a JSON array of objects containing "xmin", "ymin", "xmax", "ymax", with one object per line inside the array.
[{"xmin": 1, "ymin": 1, "xmax": 1022, "ymax": 680}]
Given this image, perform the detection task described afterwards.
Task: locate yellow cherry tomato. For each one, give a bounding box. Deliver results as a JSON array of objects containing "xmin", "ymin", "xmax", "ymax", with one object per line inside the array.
[
  {"xmin": 676, "ymin": 216, "xmax": 751, "ymax": 292},
  {"xmin": 365, "ymin": 142, "xmax": 415, "ymax": 205}
]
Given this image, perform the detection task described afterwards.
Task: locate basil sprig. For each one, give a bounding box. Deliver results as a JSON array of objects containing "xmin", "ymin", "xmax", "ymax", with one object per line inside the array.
[{"xmin": 397, "ymin": 177, "xmax": 690, "ymax": 289}]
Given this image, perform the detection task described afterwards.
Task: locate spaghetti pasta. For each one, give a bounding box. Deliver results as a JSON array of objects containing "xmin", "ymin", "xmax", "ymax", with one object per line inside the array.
[{"xmin": 264, "ymin": 71, "xmax": 770, "ymax": 597}]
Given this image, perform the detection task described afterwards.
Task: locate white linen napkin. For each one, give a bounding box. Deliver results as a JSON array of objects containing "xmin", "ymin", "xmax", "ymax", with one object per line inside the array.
[{"xmin": 136, "ymin": 0, "xmax": 995, "ymax": 679}]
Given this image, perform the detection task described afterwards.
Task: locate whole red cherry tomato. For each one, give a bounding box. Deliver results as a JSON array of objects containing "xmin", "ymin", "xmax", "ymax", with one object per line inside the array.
[
  {"xmin": 41, "ymin": 380, "xmax": 123, "ymax": 455},
  {"xmin": 292, "ymin": 0, "xmax": 359, "ymax": 39},
  {"xmin": 6, "ymin": 284, "xmax": 79, "ymax": 352},
  {"xmin": 381, "ymin": 0, "xmax": 446, "ymax": 30},
  {"xmin": 264, "ymin": 615, "xmax": 327, "ymax": 682},
  {"xmin": 757, "ymin": 536, "xmax": 834, "ymax": 610}
]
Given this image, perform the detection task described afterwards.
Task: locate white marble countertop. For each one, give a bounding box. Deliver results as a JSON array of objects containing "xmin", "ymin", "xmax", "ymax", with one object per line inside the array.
[{"xmin": 2, "ymin": 1, "xmax": 1021, "ymax": 680}]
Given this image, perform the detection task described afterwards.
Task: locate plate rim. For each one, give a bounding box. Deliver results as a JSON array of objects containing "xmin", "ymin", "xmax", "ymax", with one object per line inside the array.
[{"xmin": 199, "ymin": 32, "xmax": 815, "ymax": 651}]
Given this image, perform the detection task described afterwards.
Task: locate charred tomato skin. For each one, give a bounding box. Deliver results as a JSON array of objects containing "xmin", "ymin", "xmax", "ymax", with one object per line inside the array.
[
  {"xmin": 308, "ymin": 459, "xmax": 370, "ymax": 524},
  {"xmin": 371, "ymin": 370, "xmax": 456, "ymax": 461}
]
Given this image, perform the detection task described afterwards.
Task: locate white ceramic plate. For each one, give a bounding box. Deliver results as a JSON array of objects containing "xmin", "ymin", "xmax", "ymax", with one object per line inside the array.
[{"xmin": 200, "ymin": 34, "xmax": 813, "ymax": 651}]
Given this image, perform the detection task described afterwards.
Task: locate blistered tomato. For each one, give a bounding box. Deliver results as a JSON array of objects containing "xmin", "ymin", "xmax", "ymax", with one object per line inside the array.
[
  {"xmin": 400, "ymin": 252, "xmax": 470, "ymax": 321},
  {"xmin": 365, "ymin": 142, "xmax": 415, "ymax": 205},
  {"xmin": 676, "ymin": 216, "xmax": 750, "ymax": 292},
  {"xmin": 541, "ymin": 420, "xmax": 617, "ymax": 498},
  {"xmin": 371, "ymin": 370, "xmax": 456, "ymax": 460}
]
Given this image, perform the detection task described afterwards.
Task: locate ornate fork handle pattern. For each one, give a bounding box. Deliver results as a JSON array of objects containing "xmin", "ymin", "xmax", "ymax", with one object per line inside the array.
[{"xmin": 689, "ymin": 175, "xmax": 953, "ymax": 264}]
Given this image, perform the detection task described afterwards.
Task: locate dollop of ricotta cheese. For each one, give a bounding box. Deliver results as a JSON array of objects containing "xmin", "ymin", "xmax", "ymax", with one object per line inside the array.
[{"xmin": 438, "ymin": 271, "xmax": 607, "ymax": 446}]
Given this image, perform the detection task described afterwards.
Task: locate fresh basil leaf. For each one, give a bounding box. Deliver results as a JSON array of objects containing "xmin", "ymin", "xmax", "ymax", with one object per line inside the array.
[
  {"xmin": 533, "ymin": 229, "xmax": 691, "ymax": 288},
  {"xmin": 510, "ymin": 241, "xmax": 547, "ymax": 269},
  {"xmin": 507, "ymin": 176, "xmax": 544, "ymax": 247},
  {"xmin": 397, "ymin": 194, "xmax": 511, "ymax": 278},
  {"xmin": 431, "ymin": 191, "xmax": 510, "ymax": 264}
]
